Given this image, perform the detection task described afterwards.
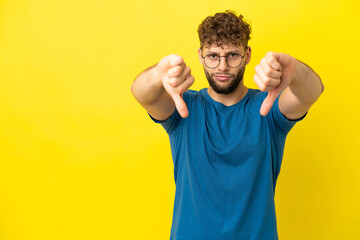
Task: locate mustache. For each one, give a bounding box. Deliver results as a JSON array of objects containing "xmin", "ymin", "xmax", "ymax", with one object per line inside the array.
[{"xmin": 212, "ymin": 73, "xmax": 233, "ymax": 76}]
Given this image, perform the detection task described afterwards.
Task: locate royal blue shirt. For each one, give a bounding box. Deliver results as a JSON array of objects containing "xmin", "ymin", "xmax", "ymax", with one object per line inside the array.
[{"xmin": 150, "ymin": 88, "xmax": 305, "ymax": 240}]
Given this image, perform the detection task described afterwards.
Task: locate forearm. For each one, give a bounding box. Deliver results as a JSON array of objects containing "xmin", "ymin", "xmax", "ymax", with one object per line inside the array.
[
  {"xmin": 130, "ymin": 64, "xmax": 165, "ymax": 105},
  {"xmin": 288, "ymin": 60, "xmax": 324, "ymax": 103}
]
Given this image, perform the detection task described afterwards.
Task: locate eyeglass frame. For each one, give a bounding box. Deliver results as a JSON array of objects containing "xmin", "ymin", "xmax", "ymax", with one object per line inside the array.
[{"xmin": 200, "ymin": 49, "xmax": 246, "ymax": 69}]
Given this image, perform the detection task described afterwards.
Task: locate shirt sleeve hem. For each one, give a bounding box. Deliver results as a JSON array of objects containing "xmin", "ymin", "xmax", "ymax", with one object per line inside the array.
[{"xmin": 148, "ymin": 111, "xmax": 176, "ymax": 123}]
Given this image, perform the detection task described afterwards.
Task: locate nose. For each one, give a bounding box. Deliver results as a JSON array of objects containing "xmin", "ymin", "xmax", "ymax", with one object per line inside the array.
[{"xmin": 217, "ymin": 56, "xmax": 230, "ymax": 72}]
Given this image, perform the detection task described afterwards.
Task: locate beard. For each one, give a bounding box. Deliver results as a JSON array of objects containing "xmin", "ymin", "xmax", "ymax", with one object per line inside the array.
[{"xmin": 204, "ymin": 66, "xmax": 246, "ymax": 94}]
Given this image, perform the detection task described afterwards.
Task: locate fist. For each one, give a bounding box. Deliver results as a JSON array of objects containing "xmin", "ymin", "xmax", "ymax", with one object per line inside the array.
[
  {"xmin": 254, "ymin": 52, "xmax": 296, "ymax": 116},
  {"xmin": 156, "ymin": 55, "xmax": 195, "ymax": 118}
]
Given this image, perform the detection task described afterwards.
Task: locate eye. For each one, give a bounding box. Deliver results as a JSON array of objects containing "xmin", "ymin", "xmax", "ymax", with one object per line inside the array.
[
  {"xmin": 207, "ymin": 54, "xmax": 218, "ymax": 59},
  {"xmin": 228, "ymin": 53, "xmax": 240, "ymax": 58}
]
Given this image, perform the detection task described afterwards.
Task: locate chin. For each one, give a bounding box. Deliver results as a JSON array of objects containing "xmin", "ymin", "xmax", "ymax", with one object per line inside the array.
[
  {"xmin": 212, "ymin": 81, "xmax": 241, "ymax": 94},
  {"xmin": 204, "ymin": 66, "xmax": 246, "ymax": 95},
  {"xmin": 206, "ymin": 73, "xmax": 244, "ymax": 95}
]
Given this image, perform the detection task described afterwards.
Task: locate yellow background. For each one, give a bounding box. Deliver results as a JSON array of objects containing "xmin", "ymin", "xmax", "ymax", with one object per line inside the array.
[{"xmin": 0, "ymin": 0, "xmax": 359, "ymax": 239}]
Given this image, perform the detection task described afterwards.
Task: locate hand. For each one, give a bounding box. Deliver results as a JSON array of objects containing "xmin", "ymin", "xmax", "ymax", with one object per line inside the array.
[
  {"xmin": 253, "ymin": 52, "xmax": 297, "ymax": 116},
  {"xmin": 156, "ymin": 55, "xmax": 195, "ymax": 118}
]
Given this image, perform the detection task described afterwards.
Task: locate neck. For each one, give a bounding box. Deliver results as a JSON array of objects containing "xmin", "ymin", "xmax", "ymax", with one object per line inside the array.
[{"xmin": 207, "ymin": 81, "xmax": 248, "ymax": 106}]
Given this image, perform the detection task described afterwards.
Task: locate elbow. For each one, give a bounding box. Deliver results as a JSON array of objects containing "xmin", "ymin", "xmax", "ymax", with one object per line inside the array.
[
  {"xmin": 130, "ymin": 79, "xmax": 140, "ymax": 101},
  {"xmin": 130, "ymin": 82, "xmax": 135, "ymax": 96},
  {"xmin": 320, "ymin": 81, "xmax": 325, "ymax": 95},
  {"xmin": 318, "ymin": 76, "xmax": 325, "ymax": 96},
  {"xmin": 313, "ymin": 71, "xmax": 324, "ymax": 98}
]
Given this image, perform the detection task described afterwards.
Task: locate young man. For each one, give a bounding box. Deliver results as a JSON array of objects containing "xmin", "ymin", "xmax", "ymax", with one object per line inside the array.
[{"xmin": 131, "ymin": 10, "xmax": 324, "ymax": 240}]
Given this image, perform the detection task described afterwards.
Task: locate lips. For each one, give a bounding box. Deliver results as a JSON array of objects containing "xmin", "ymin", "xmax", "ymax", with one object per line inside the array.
[{"xmin": 214, "ymin": 75, "xmax": 231, "ymax": 82}]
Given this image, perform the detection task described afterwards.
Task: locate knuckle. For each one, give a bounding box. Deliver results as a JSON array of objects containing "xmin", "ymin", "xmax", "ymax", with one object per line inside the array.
[
  {"xmin": 266, "ymin": 51, "xmax": 274, "ymax": 58},
  {"xmin": 165, "ymin": 54, "xmax": 184, "ymax": 68},
  {"xmin": 253, "ymin": 74, "xmax": 260, "ymax": 84},
  {"xmin": 175, "ymin": 84, "xmax": 186, "ymax": 93},
  {"xmin": 186, "ymin": 76, "xmax": 195, "ymax": 88},
  {"xmin": 260, "ymin": 58, "xmax": 266, "ymax": 66},
  {"xmin": 168, "ymin": 66, "xmax": 181, "ymax": 77},
  {"xmin": 168, "ymin": 77, "xmax": 178, "ymax": 87},
  {"xmin": 263, "ymin": 77, "xmax": 272, "ymax": 85},
  {"xmin": 189, "ymin": 75, "xmax": 195, "ymax": 84},
  {"xmin": 169, "ymin": 54, "xmax": 182, "ymax": 61},
  {"xmin": 264, "ymin": 66, "xmax": 273, "ymax": 75},
  {"xmin": 266, "ymin": 58, "xmax": 274, "ymax": 66},
  {"xmin": 259, "ymin": 86, "xmax": 267, "ymax": 92},
  {"xmin": 173, "ymin": 67, "xmax": 182, "ymax": 76},
  {"xmin": 184, "ymin": 66, "xmax": 191, "ymax": 75},
  {"xmin": 177, "ymin": 76, "xmax": 194, "ymax": 93}
]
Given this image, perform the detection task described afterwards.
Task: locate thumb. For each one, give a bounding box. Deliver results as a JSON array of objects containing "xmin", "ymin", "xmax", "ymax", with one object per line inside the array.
[
  {"xmin": 260, "ymin": 90, "xmax": 280, "ymax": 116},
  {"xmin": 171, "ymin": 93, "xmax": 189, "ymax": 118}
]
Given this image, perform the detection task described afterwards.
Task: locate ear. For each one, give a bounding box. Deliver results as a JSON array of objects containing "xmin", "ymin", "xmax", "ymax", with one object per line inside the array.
[
  {"xmin": 198, "ymin": 48, "xmax": 204, "ymax": 65},
  {"xmin": 245, "ymin": 46, "xmax": 252, "ymax": 65}
]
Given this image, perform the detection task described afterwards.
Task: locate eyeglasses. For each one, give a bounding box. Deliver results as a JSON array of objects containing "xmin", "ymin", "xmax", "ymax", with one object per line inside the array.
[{"xmin": 201, "ymin": 51, "xmax": 245, "ymax": 69}]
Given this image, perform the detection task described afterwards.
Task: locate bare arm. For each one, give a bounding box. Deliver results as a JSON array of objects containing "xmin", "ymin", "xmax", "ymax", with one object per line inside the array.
[
  {"xmin": 130, "ymin": 55, "xmax": 194, "ymax": 121},
  {"xmin": 254, "ymin": 52, "xmax": 324, "ymax": 119},
  {"xmin": 279, "ymin": 59, "xmax": 324, "ymax": 119},
  {"xmin": 131, "ymin": 64, "xmax": 175, "ymax": 121}
]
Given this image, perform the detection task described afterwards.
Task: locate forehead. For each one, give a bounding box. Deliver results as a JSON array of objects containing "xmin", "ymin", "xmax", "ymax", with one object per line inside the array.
[{"xmin": 203, "ymin": 44, "xmax": 244, "ymax": 53}]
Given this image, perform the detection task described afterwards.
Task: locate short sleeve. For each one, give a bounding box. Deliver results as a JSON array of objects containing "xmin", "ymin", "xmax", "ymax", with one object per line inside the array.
[
  {"xmin": 148, "ymin": 90, "xmax": 194, "ymax": 134},
  {"xmin": 148, "ymin": 109, "xmax": 181, "ymax": 134},
  {"xmin": 269, "ymin": 95, "xmax": 307, "ymax": 135}
]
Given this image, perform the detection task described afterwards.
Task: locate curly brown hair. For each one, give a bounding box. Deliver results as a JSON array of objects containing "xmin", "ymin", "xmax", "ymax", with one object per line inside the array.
[{"xmin": 197, "ymin": 10, "xmax": 252, "ymax": 49}]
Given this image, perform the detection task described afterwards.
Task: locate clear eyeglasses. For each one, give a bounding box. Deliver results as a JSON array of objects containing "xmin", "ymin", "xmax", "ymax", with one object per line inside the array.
[{"xmin": 201, "ymin": 52, "xmax": 245, "ymax": 69}]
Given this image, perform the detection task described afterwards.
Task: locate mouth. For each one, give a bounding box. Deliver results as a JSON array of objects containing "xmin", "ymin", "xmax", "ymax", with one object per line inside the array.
[{"xmin": 213, "ymin": 75, "xmax": 232, "ymax": 82}]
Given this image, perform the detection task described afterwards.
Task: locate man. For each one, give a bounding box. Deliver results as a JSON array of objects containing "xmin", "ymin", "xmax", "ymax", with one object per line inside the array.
[{"xmin": 131, "ymin": 10, "xmax": 324, "ymax": 240}]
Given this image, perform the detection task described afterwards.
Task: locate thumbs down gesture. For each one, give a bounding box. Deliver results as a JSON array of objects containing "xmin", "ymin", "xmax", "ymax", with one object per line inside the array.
[
  {"xmin": 253, "ymin": 52, "xmax": 297, "ymax": 116},
  {"xmin": 157, "ymin": 55, "xmax": 195, "ymax": 118}
]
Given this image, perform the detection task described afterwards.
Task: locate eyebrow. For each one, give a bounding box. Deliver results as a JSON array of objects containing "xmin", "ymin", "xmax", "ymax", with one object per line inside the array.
[{"xmin": 206, "ymin": 50, "xmax": 242, "ymax": 55}]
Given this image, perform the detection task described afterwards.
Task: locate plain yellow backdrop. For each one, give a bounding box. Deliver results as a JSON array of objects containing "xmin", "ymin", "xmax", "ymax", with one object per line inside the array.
[{"xmin": 0, "ymin": 0, "xmax": 359, "ymax": 239}]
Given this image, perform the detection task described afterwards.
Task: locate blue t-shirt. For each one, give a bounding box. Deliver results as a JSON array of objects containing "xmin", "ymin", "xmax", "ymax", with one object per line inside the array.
[{"xmin": 150, "ymin": 88, "xmax": 305, "ymax": 240}]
